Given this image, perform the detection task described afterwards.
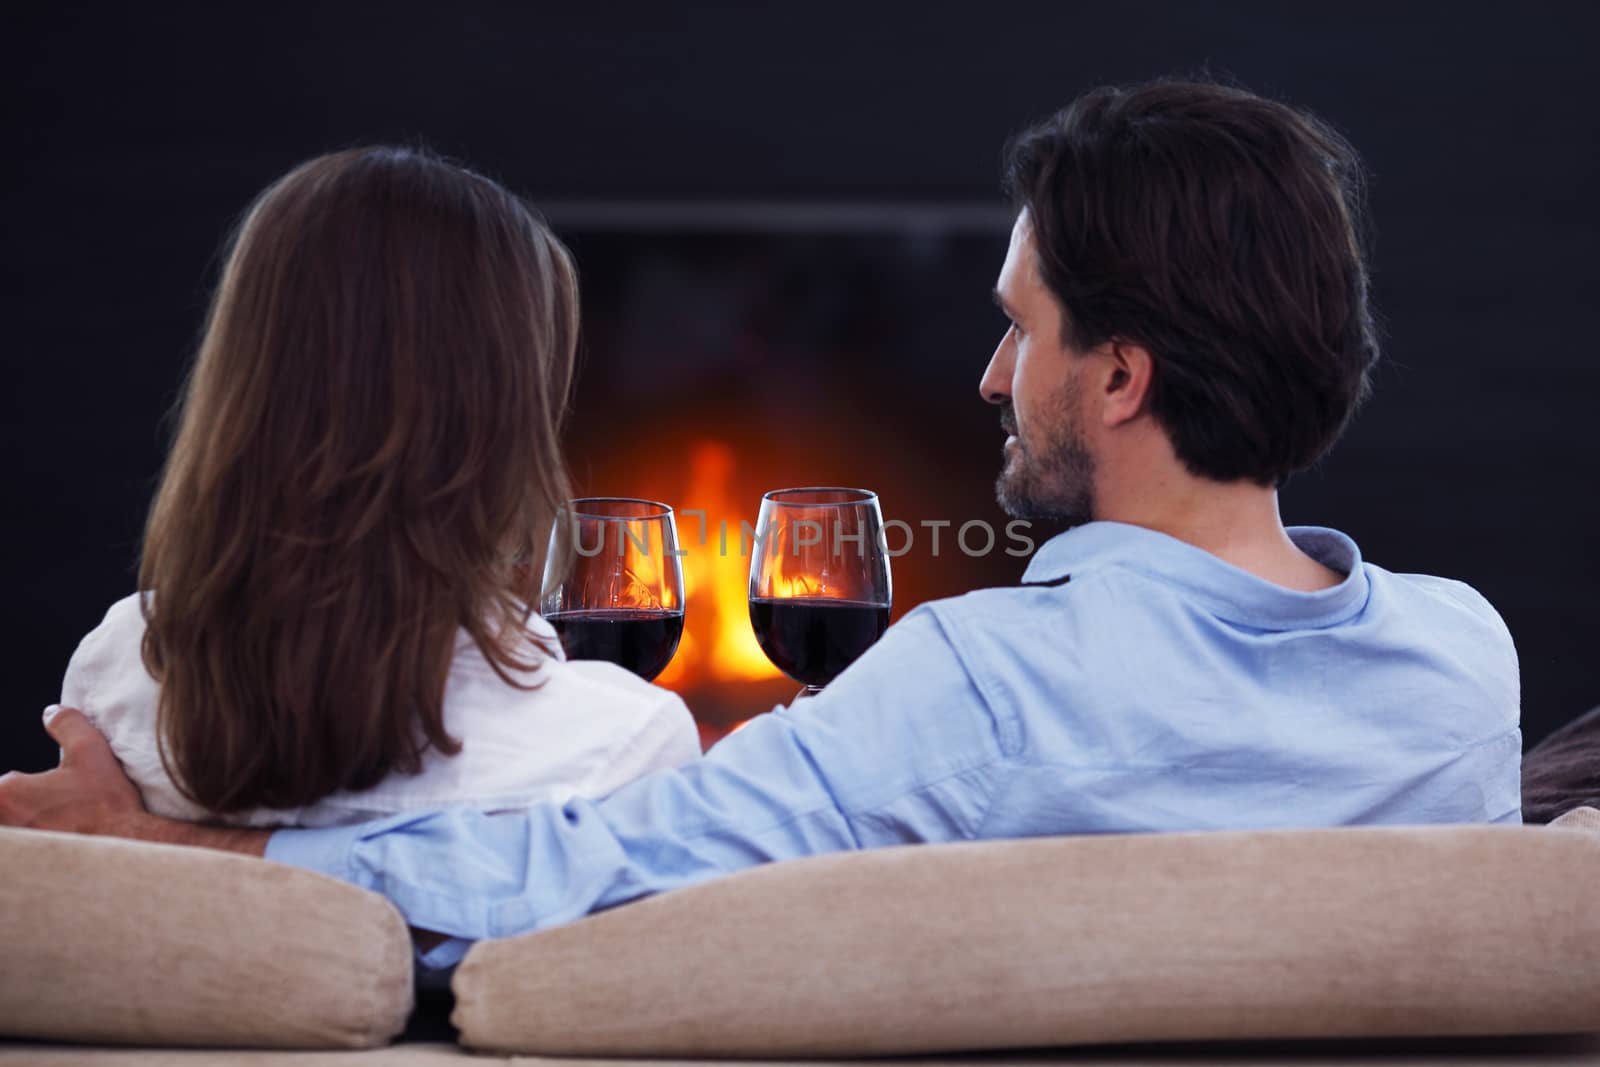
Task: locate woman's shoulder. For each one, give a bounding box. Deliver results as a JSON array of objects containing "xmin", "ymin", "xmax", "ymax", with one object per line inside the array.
[
  {"xmin": 61, "ymin": 593, "xmax": 154, "ymax": 715},
  {"xmin": 57, "ymin": 592, "xmax": 209, "ymax": 820},
  {"xmin": 447, "ymin": 614, "xmax": 680, "ymax": 710},
  {"xmin": 554, "ymin": 659, "xmax": 702, "ymax": 792},
  {"xmin": 80, "ymin": 591, "xmax": 149, "ymax": 645},
  {"xmin": 334, "ymin": 623, "xmax": 701, "ymax": 814},
  {"xmin": 444, "ymin": 629, "xmax": 695, "ymax": 746}
]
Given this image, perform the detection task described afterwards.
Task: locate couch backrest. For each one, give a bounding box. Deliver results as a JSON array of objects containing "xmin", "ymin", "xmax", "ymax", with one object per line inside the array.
[{"xmin": 453, "ymin": 822, "xmax": 1600, "ymax": 1056}]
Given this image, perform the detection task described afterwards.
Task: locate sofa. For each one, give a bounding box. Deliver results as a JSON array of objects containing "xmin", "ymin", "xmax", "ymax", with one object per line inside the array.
[{"xmin": 3, "ymin": 803, "xmax": 1600, "ymax": 1065}]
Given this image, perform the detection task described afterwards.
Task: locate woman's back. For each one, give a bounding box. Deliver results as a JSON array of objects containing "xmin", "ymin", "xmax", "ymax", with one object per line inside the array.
[{"xmin": 63, "ymin": 595, "xmax": 699, "ymax": 827}]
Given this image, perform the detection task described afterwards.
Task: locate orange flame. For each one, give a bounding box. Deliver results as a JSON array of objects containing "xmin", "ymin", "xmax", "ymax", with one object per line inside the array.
[{"xmin": 654, "ymin": 442, "xmax": 783, "ymax": 688}]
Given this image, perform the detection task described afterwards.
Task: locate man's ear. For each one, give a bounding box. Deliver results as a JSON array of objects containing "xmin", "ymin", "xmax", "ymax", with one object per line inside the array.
[{"xmin": 1099, "ymin": 339, "xmax": 1154, "ymax": 428}]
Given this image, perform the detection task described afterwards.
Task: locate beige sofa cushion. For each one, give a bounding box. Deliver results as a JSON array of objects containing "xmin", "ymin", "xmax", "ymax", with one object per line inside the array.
[
  {"xmin": 0, "ymin": 1045, "xmax": 475, "ymax": 1065},
  {"xmin": 0, "ymin": 828, "xmax": 413, "ymax": 1048},
  {"xmin": 453, "ymin": 824, "xmax": 1600, "ymax": 1057},
  {"xmin": 9, "ymin": 1037, "xmax": 1600, "ymax": 1066}
]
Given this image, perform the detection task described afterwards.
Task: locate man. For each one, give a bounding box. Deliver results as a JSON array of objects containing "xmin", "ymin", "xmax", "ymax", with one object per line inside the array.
[{"xmin": 0, "ymin": 80, "xmax": 1521, "ymax": 969}]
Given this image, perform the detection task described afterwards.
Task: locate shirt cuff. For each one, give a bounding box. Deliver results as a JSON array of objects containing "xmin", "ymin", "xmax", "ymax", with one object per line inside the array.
[
  {"xmin": 417, "ymin": 937, "xmax": 473, "ymax": 976},
  {"xmin": 263, "ymin": 823, "xmax": 371, "ymax": 888}
]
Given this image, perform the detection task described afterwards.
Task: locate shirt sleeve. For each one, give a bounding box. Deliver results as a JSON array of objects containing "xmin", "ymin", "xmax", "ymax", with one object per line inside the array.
[{"xmin": 263, "ymin": 606, "xmax": 1010, "ymax": 949}]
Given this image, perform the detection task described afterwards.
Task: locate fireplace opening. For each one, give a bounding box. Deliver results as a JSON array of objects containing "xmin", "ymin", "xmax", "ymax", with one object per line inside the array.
[{"xmin": 554, "ymin": 212, "xmax": 1044, "ymax": 744}]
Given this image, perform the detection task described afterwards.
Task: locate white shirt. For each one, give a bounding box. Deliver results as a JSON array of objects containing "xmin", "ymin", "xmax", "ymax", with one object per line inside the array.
[{"xmin": 60, "ymin": 594, "xmax": 703, "ymax": 828}]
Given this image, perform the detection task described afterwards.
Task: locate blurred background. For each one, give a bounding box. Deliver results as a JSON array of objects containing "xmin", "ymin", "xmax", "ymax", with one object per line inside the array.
[{"xmin": 4, "ymin": 2, "xmax": 1596, "ymax": 769}]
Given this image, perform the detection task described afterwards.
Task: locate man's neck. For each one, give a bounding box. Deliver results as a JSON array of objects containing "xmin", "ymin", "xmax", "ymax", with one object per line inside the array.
[{"xmin": 1096, "ymin": 477, "xmax": 1344, "ymax": 593}]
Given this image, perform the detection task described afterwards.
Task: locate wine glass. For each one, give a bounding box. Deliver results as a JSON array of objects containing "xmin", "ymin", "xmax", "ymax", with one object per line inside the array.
[
  {"xmin": 748, "ymin": 487, "xmax": 892, "ymax": 695},
  {"xmin": 542, "ymin": 498, "xmax": 685, "ymax": 682}
]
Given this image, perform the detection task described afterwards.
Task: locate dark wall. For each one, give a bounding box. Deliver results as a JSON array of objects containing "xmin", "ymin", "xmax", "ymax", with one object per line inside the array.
[{"xmin": 4, "ymin": 2, "xmax": 1597, "ymax": 772}]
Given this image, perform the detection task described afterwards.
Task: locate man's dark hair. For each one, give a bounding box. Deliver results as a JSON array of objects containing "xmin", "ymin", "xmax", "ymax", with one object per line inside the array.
[{"xmin": 1004, "ymin": 79, "xmax": 1379, "ymax": 486}]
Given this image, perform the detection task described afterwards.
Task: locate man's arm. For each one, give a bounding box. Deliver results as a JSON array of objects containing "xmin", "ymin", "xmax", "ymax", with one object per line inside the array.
[
  {"xmin": 264, "ymin": 607, "xmax": 1008, "ymax": 946},
  {"xmin": 0, "ymin": 706, "xmax": 268, "ymax": 857},
  {"xmin": 3, "ymin": 609, "xmax": 1010, "ymax": 951}
]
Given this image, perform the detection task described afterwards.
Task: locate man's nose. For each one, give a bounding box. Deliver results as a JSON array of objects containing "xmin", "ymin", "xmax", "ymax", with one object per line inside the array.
[{"xmin": 979, "ymin": 331, "xmax": 1013, "ymax": 406}]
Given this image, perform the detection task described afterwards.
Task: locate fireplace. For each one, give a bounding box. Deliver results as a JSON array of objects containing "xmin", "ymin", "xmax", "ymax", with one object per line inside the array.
[{"xmin": 552, "ymin": 206, "xmax": 1039, "ymax": 744}]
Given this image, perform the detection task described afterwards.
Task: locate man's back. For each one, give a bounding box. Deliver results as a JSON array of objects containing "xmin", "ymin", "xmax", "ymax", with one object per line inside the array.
[{"xmin": 927, "ymin": 522, "xmax": 1521, "ymax": 836}]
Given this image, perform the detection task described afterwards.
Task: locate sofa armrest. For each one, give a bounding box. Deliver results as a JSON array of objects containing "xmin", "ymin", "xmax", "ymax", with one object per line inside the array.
[{"xmin": 0, "ymin": 828, "xmax": 413, "ymax": 1048}]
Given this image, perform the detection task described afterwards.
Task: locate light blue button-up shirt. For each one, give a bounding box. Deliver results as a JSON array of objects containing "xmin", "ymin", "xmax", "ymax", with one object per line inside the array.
[{"xmin": 267, "ymin": 522, "xmax": 1522, "ymax": 969}]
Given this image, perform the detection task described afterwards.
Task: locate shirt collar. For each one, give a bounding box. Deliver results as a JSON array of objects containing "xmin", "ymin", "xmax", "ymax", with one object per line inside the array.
[{"xmin": 1022, "ymin": 520, "xmax": 1370, "ymax": 631}]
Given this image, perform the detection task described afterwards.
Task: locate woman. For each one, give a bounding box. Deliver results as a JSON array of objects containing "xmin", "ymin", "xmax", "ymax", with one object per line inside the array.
[{"xmin": 60, "ymin": 146, "xmax": 700, "ymax": 827}]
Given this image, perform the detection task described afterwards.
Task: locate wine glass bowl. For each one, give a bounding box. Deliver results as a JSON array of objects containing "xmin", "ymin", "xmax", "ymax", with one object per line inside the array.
[
  {"xmin": 748, "ymin": 487, "xmax": 891, "ymax": 693},
  {"xmin": 542, "ymin": 498, "xmax": 685, "ymax": 682}
]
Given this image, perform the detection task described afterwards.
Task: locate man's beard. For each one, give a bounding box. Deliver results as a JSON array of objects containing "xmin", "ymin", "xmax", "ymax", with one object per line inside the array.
[{"xmin": 995, "ymin": 397, "xmax": 1096, "ymax": 525}]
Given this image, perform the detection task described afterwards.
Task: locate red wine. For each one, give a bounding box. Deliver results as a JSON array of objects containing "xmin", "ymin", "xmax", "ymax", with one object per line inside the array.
[
  {"xmin": 546, "ymin": 609, "xmax": 684, "ymax": 682},
  {"xmin": 748, "ymin": 597, "xmax": 890, "ymax": 688}
]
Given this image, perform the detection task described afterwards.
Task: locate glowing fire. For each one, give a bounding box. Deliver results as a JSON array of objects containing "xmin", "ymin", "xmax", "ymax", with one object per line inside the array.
[{"xmin": 654, "ymin": 442, "xmax": 783, "ymax": 689}]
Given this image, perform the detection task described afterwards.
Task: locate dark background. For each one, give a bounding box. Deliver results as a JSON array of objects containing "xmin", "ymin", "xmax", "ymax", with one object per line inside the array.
[{"xmin": 4, "ymin": 2, "xmax": 1597, "ymax": 771}]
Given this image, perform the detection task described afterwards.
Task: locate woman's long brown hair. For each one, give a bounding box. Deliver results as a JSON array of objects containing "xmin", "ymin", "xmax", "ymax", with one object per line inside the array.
[{"xmin": 139, "ymin": 146, "xmax": 578, "ymax": 814}]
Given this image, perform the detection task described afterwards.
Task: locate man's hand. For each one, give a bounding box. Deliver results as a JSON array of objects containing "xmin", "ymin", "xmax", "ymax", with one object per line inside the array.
[
  {"xmin": 0, "ymin": 706, "xmax": 267, "ymax": 856},
  {"xmin": 0, "ymin": 706, "xmax": 146, "ymax": 836}
]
